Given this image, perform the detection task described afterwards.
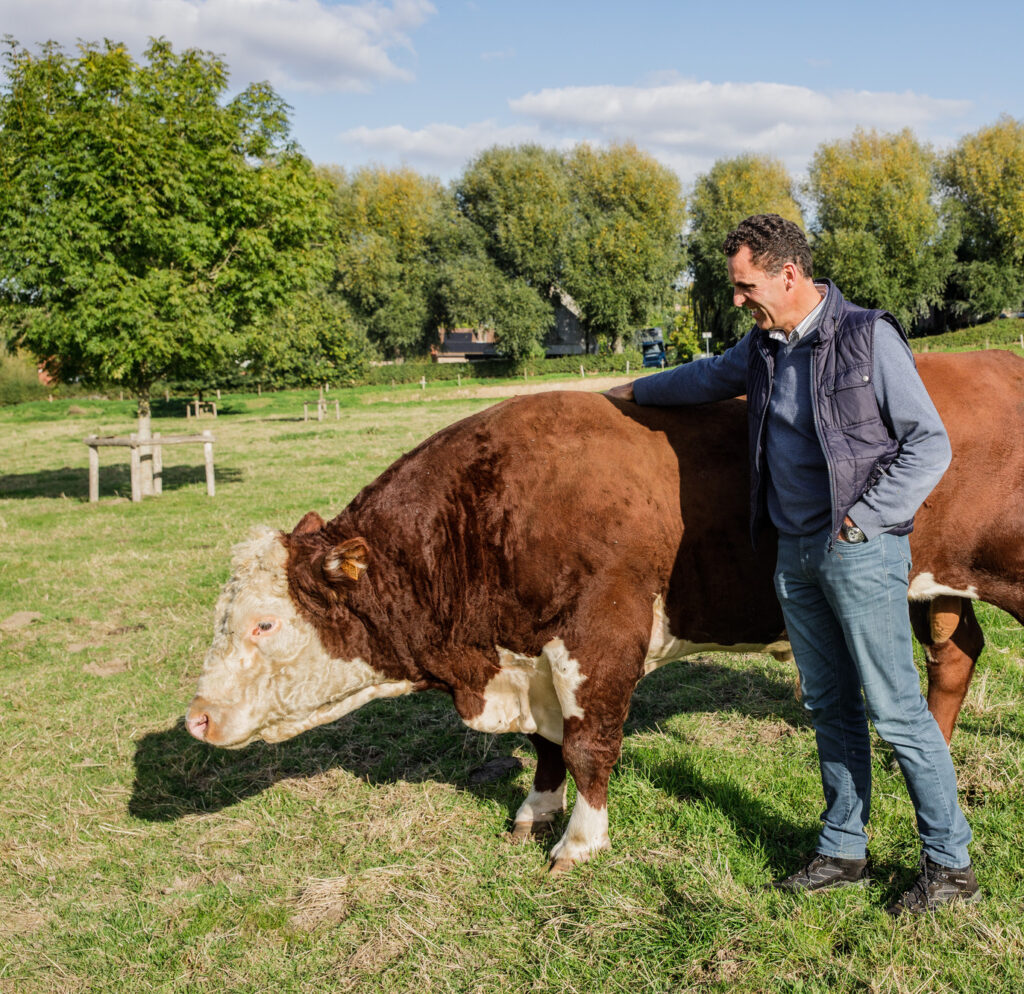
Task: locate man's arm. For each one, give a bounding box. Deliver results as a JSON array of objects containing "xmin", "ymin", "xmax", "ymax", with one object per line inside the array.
[
  {"xmin": 847, "ymin": 320, "xmax": 952, "ymax": 539},
  {"xmin": 604, "ymin": 332, "xmax": 753, "ymax": 406}
]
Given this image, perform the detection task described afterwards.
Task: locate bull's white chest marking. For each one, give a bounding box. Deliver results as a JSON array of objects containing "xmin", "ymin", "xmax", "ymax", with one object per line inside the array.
[
  {"xmin": 908, "ymin": 572, "xmax": 979, "ymax": 602},
  {"xmin": 643, "ymin": 594, "xmax": 791, "ymax": 674},
  {"xmin": 463, "ymin": 638, "xmax": 586, "ymax": 743}
]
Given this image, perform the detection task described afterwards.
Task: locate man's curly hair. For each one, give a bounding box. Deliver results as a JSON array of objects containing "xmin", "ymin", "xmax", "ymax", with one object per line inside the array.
[{"xmin": 722, "ymin": 214, "xmax": 812, "ymax": 278}]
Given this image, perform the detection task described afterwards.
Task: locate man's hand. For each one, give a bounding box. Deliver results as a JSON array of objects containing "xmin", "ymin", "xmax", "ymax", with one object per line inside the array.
[{"xmin": 604, "ymin": 382, "xmax": 635, "ymax": 402}]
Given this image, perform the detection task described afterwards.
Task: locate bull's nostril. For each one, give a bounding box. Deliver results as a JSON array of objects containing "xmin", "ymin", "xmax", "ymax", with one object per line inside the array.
[{"xmin": 186, "ymin": 713, "xmax": 210, "ymax": 741}]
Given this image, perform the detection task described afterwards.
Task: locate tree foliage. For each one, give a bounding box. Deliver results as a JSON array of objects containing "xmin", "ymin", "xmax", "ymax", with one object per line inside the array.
[
  {"xmin": 455, "ymin": 144, "xmax": 570, "ymax": 291},
  {"xmin": 939, "ymin": 116, "xmax": 1024, "ymax": 320},
  {"xmin": 563, "ymin": 143, "xmax": 685, "ymax": 351},
  {"xmin": 808, "ymin": 128, "xmax": 956, "ymax": 331},
  {"xmin": 327, "ymin": 165, "xmax": 449, "ymax": 358},
  {"xmin": 687, "ymin": 155, "xmax": 803, "ymax": 344},
  {"xmin": 0, "ymin": 37, "xmax": 329, "ymax": 406}
]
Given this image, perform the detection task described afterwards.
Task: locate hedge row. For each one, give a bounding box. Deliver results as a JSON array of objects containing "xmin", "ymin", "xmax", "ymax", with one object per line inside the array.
[{"xmin": 355, "ymin": 350, "xmax": 649, "ymax": 386}]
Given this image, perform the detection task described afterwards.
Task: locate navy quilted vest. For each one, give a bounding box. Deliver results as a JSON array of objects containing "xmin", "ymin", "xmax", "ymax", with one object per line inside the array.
[{"xmin": 744, "ymin": 281, "xmax": 912, "ymax": 546}]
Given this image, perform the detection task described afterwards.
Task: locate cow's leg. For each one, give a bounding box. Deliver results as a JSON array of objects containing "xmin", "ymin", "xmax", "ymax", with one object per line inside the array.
[
  {"xmin": 909, "ymin": 596, "xmax": 984, "ymax": 743},
  {"xmin": 546, "ymin": 718, "xmax": 620, "ymax": 875},
  {"xmin": 510, "ymin": 733, "xmax": 567, "ymax": 841}
]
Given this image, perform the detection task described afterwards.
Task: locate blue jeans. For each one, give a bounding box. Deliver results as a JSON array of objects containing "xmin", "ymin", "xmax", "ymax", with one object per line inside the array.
[{"xmin": 774, "ymin": 529, "xmax": 972, "ymax": 867}]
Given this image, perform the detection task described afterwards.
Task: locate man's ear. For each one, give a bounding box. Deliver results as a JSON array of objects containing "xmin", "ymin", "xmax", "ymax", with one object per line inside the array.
[
  {"xmin": 324, "ymin": 537, "xmax": 371, "ymax": 583},
  {"xmin": 291, "ymin": 510, "xmax": 326, "ymax": 536}
]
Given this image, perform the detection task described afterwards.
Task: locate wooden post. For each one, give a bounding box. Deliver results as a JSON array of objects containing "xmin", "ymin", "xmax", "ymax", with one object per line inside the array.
[
  {"xmin": 335, "ymin": 400, "xmax": 340, "ymax": 420},
  {"xmin": 152, "ymin": 433, "xmax": 163, "ymax": 495},
  {"xmin": 457, "ymin": 374, "xmax": 461, "ymax": 387},
  {"xmin": 211, "ymin": 402, "xmax": 217, "ymax": 418},
  {"xmin": 164, "ymin": 389, "xmax": 170, "ymax": 402},
  {"xmin": 129, "ymin": 435, "xmax": 142, "ymax": 503},
  {"xmin": 186, "ymin": 404, "xmax": 191, "ymax": 421},
  {"xmin": 580, "ymin": 365, "xmax": 585, "ymax": 378},
  {"xmin": 257, "ymin": 383, "xmax": 262, "ymax": 396},
  {"xmin": 216, "ymin": 389, "xmax": 221, "ymax": 400},
  {"xmin": 203, "ymin": 431, "xmax": 215, "ymax": 497},
  {"xmin": 420, "ymin": 376, "xmax": 426, "ymax": 390},
  {"xmin": 303, "ymin": 403, "xmax": 309, "ymax": 422},
  {"xmin": 87, "ymin": 439, "xmax": 99, "ymax": 503},
  {"xmin": 626, "ymin": 360, "xmax": 630, "ymax": 374}
]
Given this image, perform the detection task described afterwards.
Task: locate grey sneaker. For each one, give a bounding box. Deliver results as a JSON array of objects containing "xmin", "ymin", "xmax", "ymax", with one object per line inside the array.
[
  {"xmin": 886, "ymin": 855, "xmax": 981, "ymax": 915},
  {"xmin": 772, "ymin": 853, "xmax": 870, "ymax": 892}
]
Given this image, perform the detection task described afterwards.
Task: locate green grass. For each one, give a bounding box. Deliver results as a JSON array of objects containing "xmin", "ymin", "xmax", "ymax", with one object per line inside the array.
[
  {"xmin": 1, "ymin": 378, "xmax": 1022, "ymax": 993},
  {"xmin": 912, "ymin": 316, "xmax": 1024, "ymax": 355}
]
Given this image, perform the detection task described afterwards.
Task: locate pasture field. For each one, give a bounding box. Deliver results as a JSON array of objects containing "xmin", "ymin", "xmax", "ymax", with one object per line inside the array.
[{"xmin": 1, "ymin": 381, "xmax": 1022, "ymax": 994}]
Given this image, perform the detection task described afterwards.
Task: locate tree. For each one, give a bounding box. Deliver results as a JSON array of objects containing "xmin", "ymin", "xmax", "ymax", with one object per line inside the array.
[
  {"xmin": 807, "ymin": 128, "xmax": 956, "ymax": 331},
  {"xmin": 563, "ymin": 143, "xmax": 685, "ymax": 352},
  {"xmin": 0, "ymin": 37, "xmax": 328, "ymax": 427},
  {"xmin": 455, "ymin": 144, "xmax": 571, "ymax": 291},
  {"xmin": 938, "ymin": 116, "xmax": 1024, "ymax": 321},
  {"xmin": 327, "ymin": 165, "xmax": 448, "ymax": 358},
  {"xmin": 687, "ymin": 154, "xmax": 803, "ymax": 345}
]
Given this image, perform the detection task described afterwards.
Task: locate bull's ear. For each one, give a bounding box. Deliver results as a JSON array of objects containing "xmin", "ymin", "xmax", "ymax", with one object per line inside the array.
[
  {"xmin": 292, "ymin": 510, "xmax": 326, "ymax": 536},
  {"xmin": 324, "ymin": 537, "xmax": 371, "ymax": 583}
]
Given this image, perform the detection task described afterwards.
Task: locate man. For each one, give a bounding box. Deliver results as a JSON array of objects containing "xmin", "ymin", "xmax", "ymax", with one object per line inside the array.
[{"xmin": 607, "ymin": 214, "xmax": 978, "ymax": 914}]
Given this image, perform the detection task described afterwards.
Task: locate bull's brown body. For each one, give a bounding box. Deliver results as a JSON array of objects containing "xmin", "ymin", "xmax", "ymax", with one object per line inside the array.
[{"xmin": 189, "ymin": 350, "xmax": 1024, "ymax": 871}]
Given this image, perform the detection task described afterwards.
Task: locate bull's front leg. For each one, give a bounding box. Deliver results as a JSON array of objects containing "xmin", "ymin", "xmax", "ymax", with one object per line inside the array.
[
  {"xmin": 510, "ymin": 733, "xmax": 567, "ymax": 841},
  {"xmin": 547, "ymin": 715, "xmax": 621, "ymax": 875}
]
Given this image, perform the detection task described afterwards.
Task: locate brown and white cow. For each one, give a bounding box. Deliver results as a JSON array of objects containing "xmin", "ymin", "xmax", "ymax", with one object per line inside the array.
[{"xmin": 186, "ymin": 350, "xmax": 1024, "ymax": 872}]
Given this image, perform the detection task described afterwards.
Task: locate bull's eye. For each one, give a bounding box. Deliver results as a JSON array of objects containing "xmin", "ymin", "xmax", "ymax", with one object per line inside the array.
[{"xmin": 250, "ymin": 617, "xmax": 281, "ymax": 640}]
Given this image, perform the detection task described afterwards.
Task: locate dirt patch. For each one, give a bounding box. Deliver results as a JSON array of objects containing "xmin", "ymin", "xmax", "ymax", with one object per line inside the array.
[
  {"xmin": 83, "ymin": 658, "xmax": 130, "ymax": 677},
  {"xmin": 0, "ymin": 611, "xmax": 43, "ymax": 632}
]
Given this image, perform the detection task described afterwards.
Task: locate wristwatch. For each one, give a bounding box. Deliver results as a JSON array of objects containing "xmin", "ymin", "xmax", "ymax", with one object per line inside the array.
[{"xmin": 840, "ymin": 522, "xmax": 867, "ymax": 543}]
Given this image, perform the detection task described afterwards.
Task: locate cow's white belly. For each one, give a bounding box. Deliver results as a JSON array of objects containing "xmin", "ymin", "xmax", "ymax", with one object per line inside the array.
[
  {"xmin": 908, "ymin": 572, "xmax": 979, "ymax": 602},
  {"xmin": 466, "ymin": 596, "xmax": 793, "ymax": 742},
  {"xmin": 462, "ymin": 637, "xmax": 586, "ymax": 743},
  {"xmin": 643, "ymin": 594, "xmax": 791, "ymax": 673}
]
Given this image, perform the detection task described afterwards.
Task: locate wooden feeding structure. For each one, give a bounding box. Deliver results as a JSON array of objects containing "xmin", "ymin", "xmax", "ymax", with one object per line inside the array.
[{"xmin": 84, "ymin": 431, "xmax": 215, "ymax": 503}]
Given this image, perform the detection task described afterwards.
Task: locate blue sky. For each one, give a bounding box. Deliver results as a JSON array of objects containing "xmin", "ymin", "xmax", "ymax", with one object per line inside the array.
[{"xmin": 3, "ymin": 0, "xmax": 1021, "ymax": 191}]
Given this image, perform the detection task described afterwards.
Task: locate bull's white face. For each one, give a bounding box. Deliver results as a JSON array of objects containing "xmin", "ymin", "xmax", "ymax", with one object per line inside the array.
[{"xmin": 186, "ymin": 527, "xmax": 412, "ymax": 748}]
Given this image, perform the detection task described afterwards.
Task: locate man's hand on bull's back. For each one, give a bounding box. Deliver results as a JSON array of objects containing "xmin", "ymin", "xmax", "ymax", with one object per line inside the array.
[{"xmin": 604, "ymin": 382, "xmax": 635, "ymax": 402}]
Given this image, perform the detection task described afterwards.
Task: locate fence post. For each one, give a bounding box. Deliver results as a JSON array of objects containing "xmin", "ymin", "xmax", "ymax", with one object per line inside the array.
[
  {"xmin": 129, "ymin": 435, "xmax": 142, "ymax": 503},
  {"xmin": 303, "ymin": 403, "xmax": 309, "ymax": 422},
  {"xmin": 580, "ymin": 365, "xmax": 585, "ymax": 378},
  {"xmin": 87, "ymin": 439, "xmax": 99, "ymax": 503},
  {"xmin": 203, "ymin": 431, "xmax": 215, "ymax": 497},
  {"xmin": 153, "ymin": 433, "xmax": 163, "ymax": 495},
  {"xmin": 335, "ymin": 400, "xmax": 340, "ymax": 420},
  {"xmin": 420, "ymin": 376, "xmax": 426, "ymax": 390},
  {"xmin": 626, "ymin": 360, "xmax": 630, "ymax": 374}
]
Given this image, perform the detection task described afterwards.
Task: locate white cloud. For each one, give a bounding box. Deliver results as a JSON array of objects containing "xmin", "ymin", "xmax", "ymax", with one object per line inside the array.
[
  {"xmin": 336, "ymin": 76, "xmax": 974, "ymax": 186},
  {"xmin": 341, "ymin": 120, "xmax": 556, "ymax": 171},
  {"xmin": 508, "ymin": 79, "xmax": 973, "ymax": 185},
  {"xmin": 0, "ymin": 0, "xmax": 436, "ymax": 92}
]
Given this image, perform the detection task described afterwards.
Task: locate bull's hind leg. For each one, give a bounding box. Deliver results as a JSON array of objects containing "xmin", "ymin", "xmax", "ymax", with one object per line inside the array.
[
  {"xmin": 909, "ymin": 595, "xmax": 984, "ymax": 743},
  {"xmin": 510, "ymin": 733, "xmax": 567, "ymax": 841}
]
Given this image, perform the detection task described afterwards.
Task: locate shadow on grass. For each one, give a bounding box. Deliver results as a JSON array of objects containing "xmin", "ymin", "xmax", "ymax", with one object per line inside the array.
[
  {"xmin": 0, "ymin": 464, "xmax": 243, "ymax": 500},
  {"xmin": 129, "ymin": 660, "xmax": 808, "ymax": 831}
]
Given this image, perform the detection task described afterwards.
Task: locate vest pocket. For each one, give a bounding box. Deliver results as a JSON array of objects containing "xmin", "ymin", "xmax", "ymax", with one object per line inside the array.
[{"xmin": 828, "ymin": 363, "xmax": 875, "ymax": 426}]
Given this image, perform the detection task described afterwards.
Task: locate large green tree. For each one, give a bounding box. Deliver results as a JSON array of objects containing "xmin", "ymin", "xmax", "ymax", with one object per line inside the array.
[
  {"xmin": 328, "ymin": 165, "xmax": 449, "ymax": 358},
  {"xmin": 938, "ymin": 116, "xmax": 1024, "ymax": 321},
  {"xmin": 455, "ymin": 144, "xmax": 571, "ymax": 292},
  {"xmin": 807, "ymin": 128, "xmax": 956, "ymax": 331},
  {"xmin": 0, "ymin": 37, "xmax": 328, "ymax": 418},
  {"xmin": 687, "ymin": 154, "xmax": 803, "ymax": 345},
  {"xmin": 563, "ymin": 142, "xmax": 685, "ymax": 352}
]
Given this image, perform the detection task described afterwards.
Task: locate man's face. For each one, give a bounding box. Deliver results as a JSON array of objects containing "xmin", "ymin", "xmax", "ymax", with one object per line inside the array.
[{"xmin": 727, "ymin": 245, "xmax": 792, "ymax": 332}]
